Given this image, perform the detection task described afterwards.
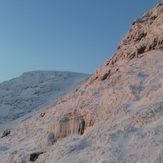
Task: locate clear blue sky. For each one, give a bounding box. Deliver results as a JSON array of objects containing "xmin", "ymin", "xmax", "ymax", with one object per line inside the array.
[{"xmin": 0, "ymin": 0, "xmax": 161, "ymax": 82}]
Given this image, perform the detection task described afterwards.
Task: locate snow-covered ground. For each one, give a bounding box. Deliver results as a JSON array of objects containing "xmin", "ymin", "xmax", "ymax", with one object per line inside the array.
[
  {"xmin": 1, "ymin": 50, "xmax": 163, "ymax": 163},
  {"xmin": 0, "ymin": 71, "xmax": 90, "ymax": 125}
]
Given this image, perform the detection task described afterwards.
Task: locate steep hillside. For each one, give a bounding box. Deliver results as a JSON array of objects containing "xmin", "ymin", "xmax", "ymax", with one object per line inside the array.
[
  {"xmin": 0, "ymin": 2, "xmax": 163, "ymax": 163},
  {"xmin": 90, "ymin": 2, "xmax": 163, "ymax": 83},
  {"xmin": 0, "ymin": 71, "xmax": 90, "ymax": 125}
]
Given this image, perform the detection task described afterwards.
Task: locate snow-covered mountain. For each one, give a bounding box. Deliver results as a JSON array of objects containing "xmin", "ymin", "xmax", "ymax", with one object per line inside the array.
[
  {"xmin": 1, "ymin": 2, "xmax": 163, "ymax": 163},
  {"xmin": 0, "ymin": 71, "xmax": 90, "ymax": 125}
]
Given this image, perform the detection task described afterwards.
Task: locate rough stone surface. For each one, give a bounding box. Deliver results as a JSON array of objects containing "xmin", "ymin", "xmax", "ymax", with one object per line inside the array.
[{"xmin": 90, "ymin": 2, "xmax": 163, "ymax": 83}]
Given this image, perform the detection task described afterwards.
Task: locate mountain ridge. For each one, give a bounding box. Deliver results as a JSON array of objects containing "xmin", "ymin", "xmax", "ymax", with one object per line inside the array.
[{"xmin": 0, "ymin": 71, "xmax": 90, "ymax": 125}]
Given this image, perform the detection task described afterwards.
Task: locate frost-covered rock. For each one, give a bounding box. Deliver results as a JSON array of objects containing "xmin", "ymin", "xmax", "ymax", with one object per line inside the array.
[{"xmin": 90, "ymin": 2, "xmax": 163, "ymax": 83}]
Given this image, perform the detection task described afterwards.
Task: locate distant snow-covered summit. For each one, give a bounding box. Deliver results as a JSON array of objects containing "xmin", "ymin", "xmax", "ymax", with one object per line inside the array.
[{"xmin": 0, "ymin": 71, "xmax": 90, "ymax": 124}]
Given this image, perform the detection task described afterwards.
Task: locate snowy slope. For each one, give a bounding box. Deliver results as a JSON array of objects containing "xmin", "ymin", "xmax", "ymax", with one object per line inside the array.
[
  {"xmin": 0, "ymin": 2, "xmax": 163, "ymax": 163},
  {"xmin": 0, "ymin": 71, "xmax": 90, "ymax": 125},
  {"xmin": 2, "ymin": 50, "xmax": 162, "ymax": 163}
]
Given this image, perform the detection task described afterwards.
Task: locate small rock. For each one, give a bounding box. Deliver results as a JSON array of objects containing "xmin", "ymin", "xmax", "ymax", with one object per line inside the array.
[
  {"xmin": 40, "ymin": 113, "xmax": 45, "ymax": 117},
  {"xmin": 29, "ymin": 152, "xmax": 44, "ymax": 162},
  {"xmin": 1, "ymin": 129, "xmax": 11, "ymax": 138}
]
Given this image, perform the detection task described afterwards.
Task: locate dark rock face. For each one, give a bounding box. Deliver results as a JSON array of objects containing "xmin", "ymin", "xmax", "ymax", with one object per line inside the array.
[
  {"xmin": 1, "ymin": 129, "xmax": 10, "ymax": 138},
  {"xmin": 40, "ymin": 112, "xmax": 45, "ymax": 117},
  {"xmin": 29, "ymin": 152, "xmax": 44, "ymax": 162}
]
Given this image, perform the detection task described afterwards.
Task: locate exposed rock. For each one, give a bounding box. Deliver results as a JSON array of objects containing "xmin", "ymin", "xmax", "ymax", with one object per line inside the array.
[
  {"xmin": 1, "ymin": 129, "xmax": 10, "ymax": 138},
  {"xmin": 100, "ymin": 70, "xmax": 111, "ymax": 81},
  {"xmin": 29, "ymin": 152, "xmax": 45, "ymax": 162},
  {"xmin": 90, "ymin": 2, "xmax": 163, "ymax": 83},
  {"xmin": 40, "ymin": 113, "xmax": 45, "ymax": 118}
]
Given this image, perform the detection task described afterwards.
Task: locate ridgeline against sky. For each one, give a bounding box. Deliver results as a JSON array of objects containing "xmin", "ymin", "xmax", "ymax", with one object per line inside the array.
[{"xmin": 0, "ymin": 0, "xmax": 161, "ymax": 82}]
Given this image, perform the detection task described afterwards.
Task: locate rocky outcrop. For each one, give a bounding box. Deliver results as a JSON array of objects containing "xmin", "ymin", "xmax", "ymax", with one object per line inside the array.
[
  {"xmin": 119, "ymin": 3, "xmax": 163, "ymax": 58},
  {"xmin": 90, "ymin": 2, "xmax": 163, "ymax": 83},
  {"xmin": 37, "ymin": 111, "xmax": 95, "ymax": 149},
  {"xmin": 50, "ymin": 113, "xmax": 94, "ymax": 140}
]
